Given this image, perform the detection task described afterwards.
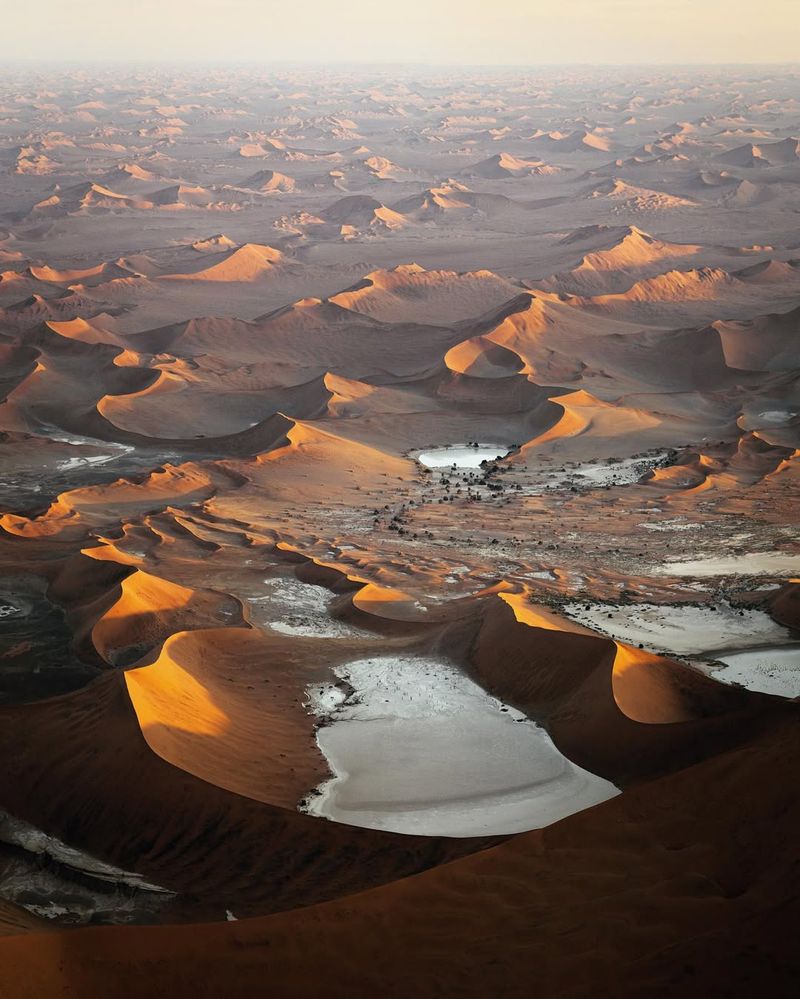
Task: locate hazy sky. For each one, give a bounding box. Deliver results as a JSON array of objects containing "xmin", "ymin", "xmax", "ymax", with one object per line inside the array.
[{"xmin": 7, "ymin": 0, "xmax": 800, "ymax": 65}]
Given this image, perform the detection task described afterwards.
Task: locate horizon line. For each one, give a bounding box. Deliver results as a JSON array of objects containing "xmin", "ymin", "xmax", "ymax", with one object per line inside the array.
[{"xmin": 2, "ymin": 58, "xmax": 800, "ymax": 70}]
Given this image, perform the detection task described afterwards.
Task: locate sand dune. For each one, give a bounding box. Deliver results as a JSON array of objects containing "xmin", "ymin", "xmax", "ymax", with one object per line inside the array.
[
  {"xmin": 31, "ymin": 182, "xmax": 153, "ymax": 216},
  {"xmin": 587, "ymin": 266, "xmax": 738, "ymax": 303},
  {"xmin": 714, "ymin": 142, "xmax": 772, "ymax": 168},
  {"xmin": 586, "ymin": 178, "xmax": 698, "ymax": 210},
  {"xmin": 540, "ymin": 128, "xmax": 613, "ymax": 152},
  {"xmin": 91, "ymin": 568, "xmax": 243, "ymax": 666},
  {"xmin": 463, "ymin": 152, "xmax": 560, "ymax": 179},
  {"xmin": 735, "ymin": 257, "xmax": 800, "ymax": 283},
  {"xmin": 328, "ymin": 264, "xmax": 521, "ymax": 323},
  {"xmin": 0, "ymin": 290, "xmax": 113, "ymax": 329},
  {"xmin": 190, "ymin": 233, "xmax": 238, "ymax": 253},
  {"xmin": 318, "ymin": 194, "xmax": 409, "ymax": 231},
  {"xmin": 158, "ymin": 243, "xmax": 285, "ymax": 281},
  {"xmin": 103, "ymin": 163, "xmax": 168, "ymax": 185},
  {"xmin": 724, "ymin": 178, "xmax": 774, "ymax": 206},
  {"xmin": 125, "ymin": 625, "xmax": 335, "ymax": 802},
  {"xmin": 445, "ymin": 335, "xmax": 525, "ymax": 379},
  {"xmin": 45, "ymin": 313, "xmax": 125, "ymax": 346},
  {"xmin": 28, "ymin": 260, "xmax": 137, "ymax": 286},
  {"xmin": 0, "ymin": 269, "xmax": 58, "ymax": 303},
  {"xmin": 148, "ymin": 184, "xmax": 214, "ymax": 208},
  {"xmin": 715, "ymin": 137, "xmax": 800, "ymax": 168},
  {"xmin": 543, "ymin": 225, "xmax": 704, "ymax": 292},
  {"xmin": 361, "ymin": 154, "xmax": 408, "ymax": 181},
  {"xmin": 236, "ymin": 138, "xmax": 287, "ymax": 158},
  {"xmin": 714, "ymin": 302, "xmax": 800, "ymax": 371},
  {"xmin": 237, "ymin": 168, "xmax": 297, "ymax": 193},
  {"xmin": 760, "ymin": 136, "xmax": 800, "ymax": 164},
  {"xmin": 391, "ymin": 182, "xmax": 473, "ymax": 218}
]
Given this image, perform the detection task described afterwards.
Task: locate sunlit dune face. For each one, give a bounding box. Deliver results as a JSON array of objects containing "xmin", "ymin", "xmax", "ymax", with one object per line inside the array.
[
  {"xmin": 351, "ymin": 582, "xmax": 416, "ymax": 618},
  {"xmin": 125, "ymin": 643, "xmax": 230, "ymax": 739},
  {"xmin": 499, "ymin": 593, "xmax": 727, "ymax": 726},
  {"xmin": 499, "ymin": 591, "xmax": 593, "ymax": 634},
  {"xmin": 610, "ymin": 643, "xmax": 697, "ymax": 724},
  {"xmin": 104, "ymin": 572, "xmax": 194, "ymax": 618}
]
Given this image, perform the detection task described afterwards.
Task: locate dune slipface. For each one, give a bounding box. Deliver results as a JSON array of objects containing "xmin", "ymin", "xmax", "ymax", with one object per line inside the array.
[{"xmin": 0, "ymin": 59, "xmax": 798, "ymax": 999}]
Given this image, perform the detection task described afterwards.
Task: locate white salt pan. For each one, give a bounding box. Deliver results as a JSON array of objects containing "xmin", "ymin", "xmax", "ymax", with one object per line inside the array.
[
  {"xmin": 712, "ymin": 646, "xmax": 800, "ymax": 698},
  {"xmin": 563, "ymin": 601, "xmax": 792, "ymax": 656},
  {"xmin": 247, "ymin": 578, "xmax": 366, "ymax": 638},
  {"xmin": 416, "ymin": 445, "xmax": 509, "ymax": 469},
  {"xmin": 302, "ymin": 655, "xmax": 618, "ymax": 837},
  {"xmin": 653, "ymin": 552, "xmax": 800, "ymax": 577}
]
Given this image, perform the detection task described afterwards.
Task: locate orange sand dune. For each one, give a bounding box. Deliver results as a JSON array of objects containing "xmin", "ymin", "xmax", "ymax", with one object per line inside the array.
[
  {"xmin": 544, "ymin": 226, "xmax": 704, "ymax": 293},
  {"xmin": 45, "ymin": 314, "xmax": 124, "ymax": 345},
  {"xmin": 98, "ymin": 363, "xmax": 334, "ymax": 438},
  {"xmin": 391, "ymin": 182, "xmax": 474, "ymax": 218},
  {"xmin": 0, "ymin": 463, "xmax": 235, "ymax": 539},
  {"xmin": 28, "ymin": 261, "xmax": 134, "ymax": 285},
  {"xmin": 472, "ymin": 593, "xmax": 775, "ymax": 784},
  {"xmin": 158, "ymin": 243, "xmax": 285, "ymax": 282},
  {"xmin": 444, "ymin": 335, "xmax": 525, "ymax": 378},
  {"xmin": 463, "ymin": 151, "xmax": 560, "ymax": 179},
  {"xmin": 735, "ymin": 257, "xmax": 800, "ymax": 283},
  {"xmin": 238, "ymin": 169, "xmax": 296, "ymax": 193},
  {"xmin": 91, "ymin": 567, "xmax": 243, "ymax": 666},
  {"xmin": 521, "ymin": 389, "xmax": 662, "ymax": 454},
  {"xmin": 0, "ymin": 270, "xmax": 56, "ymax": 301},
  {"xmin": 31, "ymin": 182, "xmax": 154, "ymax": 216},
  {"xmin": 322, "ymin": 371, "xmax": 440, "ymax": 419},
  {"xmin": 714, "ymin": 302, "xmax": 800, "ymax": 371},
  {"xmin": 586, "ymin": 178, "xmax": 698, "ymax": 209},
  {"xmin": 125, "ymin": 626, "xmax": 335, "ymax": 805},
  {"xmin": 582, "ymin": 266, "xmax": 739, "ymax": 306},
  {"xmin": 0, "ymin": 290, "xmax": 114, "ymax": 329},
  {"xmin": 328, "ymin": 263, "xmax": 522, "ymax": 324},
  {"xmin": 190, "ymin": 234, "xmax": 238, "ymax": 253},
  {"xmin": 319, "ymin": 194, "xmax": 386, "ymax": 224},
  {"xmin": 543, "ymin": 128, "xmax": 613, "ymax": 152}
]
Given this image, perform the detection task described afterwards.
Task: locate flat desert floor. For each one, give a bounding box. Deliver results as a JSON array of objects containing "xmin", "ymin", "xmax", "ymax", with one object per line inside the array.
[{"xmin": 0, "ymin": 64, "xmax": 798, "ymax": 997}]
